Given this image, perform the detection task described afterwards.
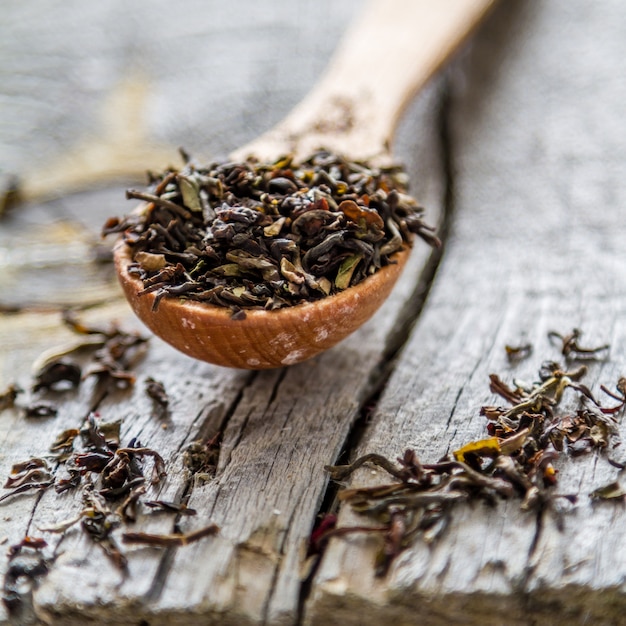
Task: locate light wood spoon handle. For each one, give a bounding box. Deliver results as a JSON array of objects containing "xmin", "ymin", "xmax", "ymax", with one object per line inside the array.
[{"xmin": 232, "ymin": 0, "xmax": 496, "ymax": 164}]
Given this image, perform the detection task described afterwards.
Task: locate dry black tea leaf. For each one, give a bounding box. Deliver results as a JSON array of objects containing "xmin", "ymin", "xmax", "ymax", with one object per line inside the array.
[
  {"xmin": 104, "ymin": 150, "xmax": 439, "ymax": 317},
  {"xmin": 2, "ymin": 534, "xmax": 49, "ymax": 619},
  {"xmin": 144, "ymin": 500, "xmax": 197, "ymax": 516},
  {"xmin": 324, "ymin": 336, "xmax": 625, "ymax": 576},
  {"xmin": 23, "ymin": 401, "xmax": 58, "ymax": 419},
  {"xmin": 80, "ymin": 484, "xmax": 127, "ymax": 571},
  {"xmin": 0, "ymin": 481, "xmax": 53, "ymax": 503},
  {"xmin": 0, "ymin": 383, "xmax": 22, "ymax": 412},
  {"xmin": 145, "ymin": 377, "xmax": 169, "ymax": 416},
  {"xmin": 599, "ymin": 377, "xmax": 626, "ymax": 414},
  {"xmin": 32, "ymin": 360, "xmax": 82, "ymax": 392},
  {"xmin": 4, "ymin": 468, "xmax": 52, "ymax": 490},
  {"xmin": 115, "ymin": 483, "xmax": 147, "ymax": 522},
  {"xmin": 505, "ymin": 342, "xmax": 533, "ymax": 362},
  {"xmin": 122, "ymin": 523, "xmax": 219, "ymax": 547},
  {"xmin": 54, "ymin": 469, "xmax": 82, "ymax": 494},
  {"xmin": 7, "ymin": 537, "xmax": 48, "ymax": 558},
  {"xmin": 183, "ymin": 434, "xmax": 221, "ymax": 480},
  {"xmin": 49, "ymin": 427, "xmax": 79, "ymax": 456},
  {"xmin": 548, "ymin": 328, "xmax": 610, "ymax": 360}
]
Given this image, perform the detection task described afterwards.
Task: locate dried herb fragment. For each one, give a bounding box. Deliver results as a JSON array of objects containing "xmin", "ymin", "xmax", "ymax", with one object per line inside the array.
[
  {"xmin": 453, "ymin": 437, "xmax": 501, "ymax": 462},
  {"xmin": 50, "ymin": 428, "xmax": 80, "ymax": 458},
  {"xmin": 54, "ymin": 469, "xmax": 82, "ymax": 493},
  {"xmin": 505, "ymin": 342, "xmax": 533, "ymax": 362},
  {"xmin": 0, "ymin": 316, "xmax": 176, "ymax": 581},
  {"xmin": 104, "ymin": 150, "xmax": 440, "ymax": 317},
  {"xmin": 111, "ymin": 447, "xmax": 166, "ymax": 485},
  {"xmin": 4, "ymin": 467, "xmax": 52, "ymax": 489},
  {"xmin": 145, "ymin": 377, "xmax": 169, "ymax": 416},
  {"xmin": 23, "ymin": 401, "xmax": 58, "ymax": 418},
  {"xmin": 2, "ymin": 459, "xmax": 53, "ymax": 502},
  {"xmin": 115, "ymin": 483, "xmax": 146, "ymax": 523},
  {"xmin": 0, "ymin": 383, "xmax": 22, "ymax": 412},
  {"xmin": 1, "ymin": 534, "xmax": 49, "ymax": 620},
  {"xmin": 80, "ymin": 484, "xmax": 127, "ymax": 570},
  {"xmin": 0, "ymin": 481, "xmax": 53, "ymax": 503},
  {"xmin": 599, "ymin": 377, "xmax": 626, "ymax": 414},
  {"xmin": 183, "ymin": 434, "xmax": 221, "ymax": 480},
  {"xmin": 590, "ymin": 481, "xmax": 626, "ymax": 501},
  {"xmin": 144, "ymin": 500, "xmax": 197, "ymax": 516},
  {"xmin": 307, "ymin": 514, "xmax": 338, "ymax": 556},
  {"xmin": 122, "ymin": 523, "xmax": 219, "ymax": 547},
  {"xmin": 548, "ymin": 328, "xmax": 610, "ymax": 360},
  {"xmin": 325, "ymin": 335, "xmax": 625, "ymax": 576},
  {"xmin": 34, "ymin": 312, "xmax": 150, "ymax": 394},
  {"xmin": 7, "ymin": 537, "xmax": 48, "ymax": 558},
  {"xmin": 84, "ymin": 329, "xmax": 148, "ymax": 391},
  {"xmin": 32, "ymin": 360, "xmax": 81, "ymax": 392},
  {"xmin": 38, "ymin": 513, "xmax": 85, "ymax": 534},
  {"xmin": 30, "ymin": 336, "xmax": 105, "ymax": 375}
]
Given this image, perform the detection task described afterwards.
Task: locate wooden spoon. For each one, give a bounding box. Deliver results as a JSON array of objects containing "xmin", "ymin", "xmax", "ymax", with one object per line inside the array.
[{"xmin": 114, "ymin": 0, "xmax": 495, "ymax": 369}]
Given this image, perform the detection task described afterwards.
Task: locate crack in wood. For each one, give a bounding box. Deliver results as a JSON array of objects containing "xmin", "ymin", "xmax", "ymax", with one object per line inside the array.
[
  {"xmin": 141, "ymin": 372, "xmax": 262, "ymax": 606},
  {"xmin": 1, "ymin": 379, "xmax": 109, "ymax": 623},
  {"xmin": 173, "ymin": 370, "xmax": 258, "ymax": 460},
  {"xmin": 368, "ymin": 76, "xmax": 453, "ymax": 381},
  {"xmin": 261, "ymin": 491, "xmax": 305, "ymax": 626},
  {"xmin": 294, "ymin": 76, "xmax": 456, "ymax": 625},
  {"xmin": 267, "ymin": 368, "xmax": 289, "ymax": 410}
]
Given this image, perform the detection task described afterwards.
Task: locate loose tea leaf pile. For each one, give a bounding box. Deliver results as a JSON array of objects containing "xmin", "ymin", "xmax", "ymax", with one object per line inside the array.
[
  {"xmin": 1, "ymin": 314, "xmax": 220, "ymax": 614},
  {"xmin": 324, "ymin": 332, "xmax": 623, "ymax": 576},
  {"xmin": 103, "ymin": 150, "xmax": 439, "ymax": 316}
]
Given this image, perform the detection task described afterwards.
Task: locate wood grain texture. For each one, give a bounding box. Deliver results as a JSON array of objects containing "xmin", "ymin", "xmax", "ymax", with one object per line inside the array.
[
  {"xmin": 0, "ymin": 0, "xmax": 363, "ymax": 199},
  {"xmin": 7, "ymin": 0, "xmax": 625, "ymax": 624},
  {"xmin": 0, "ymin": 2, "xmax": 447, "ymax": 624},
  {"xmin": 308, "ymin": 1, "xmax": 626, "ymax": 624}
]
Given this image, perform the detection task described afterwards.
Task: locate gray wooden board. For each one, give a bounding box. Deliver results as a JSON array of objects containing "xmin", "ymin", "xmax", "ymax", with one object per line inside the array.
[
  {"xmin": 0, "ymin": 0, "xmax": 363, "ymax": 198},
  {"xmin": 0, "ymin": 2, "xmax": 446, "ymax": 623},
  {"xmin": 0, "ymin": 111, "xmax": 443, "ymax": 623},
  {"xmin": 3, "ymin": 0, "xmax": 626, "ymax": 625},
  {"xmin": 308, "ymin": 1, "xmax": 626, "ymax": 625}
]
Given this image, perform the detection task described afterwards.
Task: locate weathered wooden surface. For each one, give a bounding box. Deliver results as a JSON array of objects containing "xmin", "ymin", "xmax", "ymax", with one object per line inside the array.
[
  {"xmin": 309, "ymin": 1, "xmax": 626, "ymax": 625},
  {"xmin": 1, "ymin": 2, "xmax": 442, "ymax": 625},
  {"xmin": 2, "ymin": 1, "xmax": 626, "ymax": 625}
]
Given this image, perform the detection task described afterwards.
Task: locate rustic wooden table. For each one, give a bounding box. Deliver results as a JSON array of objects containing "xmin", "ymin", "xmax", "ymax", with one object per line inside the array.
[{"xmin": 2, "ymin": 1, "xmax": 626, "ymax": 624}]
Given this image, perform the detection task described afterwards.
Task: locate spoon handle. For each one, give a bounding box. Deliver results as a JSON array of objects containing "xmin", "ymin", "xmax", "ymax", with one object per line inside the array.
[{"xmin": 232, "ymin": 0, "xmax": 496, "ymax": 164}]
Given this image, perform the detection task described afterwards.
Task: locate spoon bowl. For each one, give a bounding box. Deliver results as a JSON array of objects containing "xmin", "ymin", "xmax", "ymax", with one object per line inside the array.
[
  {"xmin": 114, "ymin": 239, "xmax": 410, "ymax": 369},
  {"xmin": 112, "ymin": 0, "xmax": 494, "ymax": 369}
]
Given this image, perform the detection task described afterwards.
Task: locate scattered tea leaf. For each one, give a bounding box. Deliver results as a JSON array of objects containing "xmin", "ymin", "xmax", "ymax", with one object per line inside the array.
[
  {"xmin": 590, "ymin": 481, "xmax": 626, "ymax": 501},
  {"xmin": 325, "ymin": 334, "xmax": 623, "ymax": 575},
  {"xmin": 0, "ymin": 383, "xmax": 22, "ymax": 412},
  {"xmin": 548, "ymin": 328, "xmax": 610, "ymax": 360},
  {"xmin": 453, "ymin": 437, "xmax": 500, "ymax": 462},
  {"xmin": 505, "ymin": 342, "xmax": 533, "ymax": 362},
  {"xmin": 144, "ymin": 500, "xmax": 197, "ymax": 516},
  {"xmin": 145, "ymin": 377, "xmax": 169, "ymax": 415},
  {"xmin": 23, "ymin": 401, "xmax": 58, "ymax": 419},
  {"xmin": 32, "ymin": 360, "xmax": 81, "ymax": 392},
  {"xmin": 122, "ymin": 523, "xmax": 219, "ymax": 547},
  {"xmin": 104, "ymin": 150, "xmax": 440, "ymax": 315}
]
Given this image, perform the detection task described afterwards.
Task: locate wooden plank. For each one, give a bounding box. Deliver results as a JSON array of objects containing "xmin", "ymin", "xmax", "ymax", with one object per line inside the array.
[
  {"xmin": 0, "ymin": 88, "xmax": 444, "ymax": 624},
  {"xmin": 0, "ymin": 4, "xmax": 449, "ymax": 625},
  {"xmin": 0, "ymin": 0, "xmax": 364, "ymax": 199},
  {"xmin": 307, "ymin": 1, "xmax": 626, "ymax": 624}
]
